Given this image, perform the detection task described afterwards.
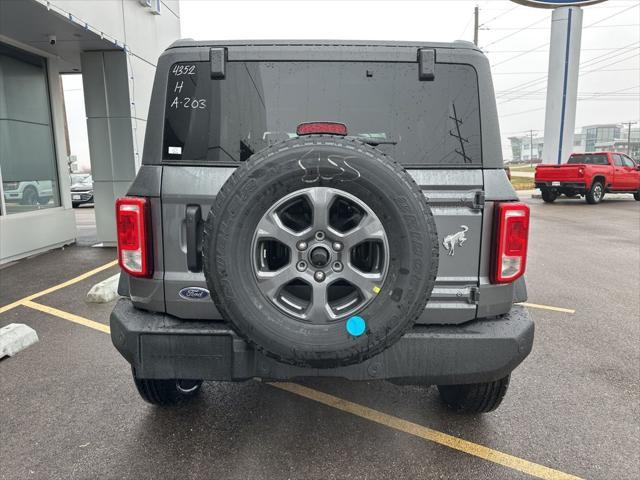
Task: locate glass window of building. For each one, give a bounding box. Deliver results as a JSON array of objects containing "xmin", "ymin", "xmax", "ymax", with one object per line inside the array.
[
  {"xmin": 597, "ymin": 127, "xmax": 614, "ymax": 143},
  {"xmin": 585, "ymin": 128, "xmax": 597, "ymax": 151},
  {"xmin": 0, "ymin": 43, "xmax": 60, "ymax": 215}
]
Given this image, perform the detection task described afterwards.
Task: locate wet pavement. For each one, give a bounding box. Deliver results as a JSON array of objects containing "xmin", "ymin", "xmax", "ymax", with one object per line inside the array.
[{"xmin": 1, "ymin": 195, "xmax": 638, "ymax": 479}]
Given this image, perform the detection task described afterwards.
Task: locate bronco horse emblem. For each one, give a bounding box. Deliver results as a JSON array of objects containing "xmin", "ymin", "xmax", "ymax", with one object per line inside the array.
[{"xmin": 443, "ymin": 225, "xmax": 469, "ymax": 256}]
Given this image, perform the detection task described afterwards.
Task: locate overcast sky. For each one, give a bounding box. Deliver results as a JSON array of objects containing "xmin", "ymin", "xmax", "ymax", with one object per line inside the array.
[{"xmin": 64, "ymin": 0, "xmax": 639, "ymax": 168}]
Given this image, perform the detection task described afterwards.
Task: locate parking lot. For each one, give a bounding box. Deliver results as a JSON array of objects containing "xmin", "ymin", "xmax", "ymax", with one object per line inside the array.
[{"xmin": 1, "ymin": 195, "xmax": 638, "ymax": 480}]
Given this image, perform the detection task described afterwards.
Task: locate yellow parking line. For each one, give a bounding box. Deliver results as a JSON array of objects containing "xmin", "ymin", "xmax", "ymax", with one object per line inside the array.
[
  {"xmin": 271, "ymin": 383, "xmax": 583, "ymax": 480},
  {"xmin": 22, "ymin": 300, "xmax": 111, "ymax": 334},
  {"xmin": 518, "ymin": 302, "xmax": 575, "ymax": 314},
  {"xmin": 0, "ymin": 260, "xmax": 118, "ymax": 314}
]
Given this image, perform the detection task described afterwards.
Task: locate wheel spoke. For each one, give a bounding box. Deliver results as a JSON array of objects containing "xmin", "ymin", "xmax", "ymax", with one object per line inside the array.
[
  {"xmin": 255, "ymin": 211, "xmax": 305, "ymax": 248},
  {"xmin": 306, "ymin": 282, "xmax": 333, "ymax": 322},
  {"xmin": 305, "ymin": 188, "xmax": 336, "ymax": 231},
  {"xmin": 256, "ymin": 265, "xmax": 298, "ymax": 300},
  {"xmin": 338, "ymin": 213, "xmax": 385, "ymax": 250},
  {"xmin": 339, "ymin": 264, "xmax": 384, "ymax": 301}
]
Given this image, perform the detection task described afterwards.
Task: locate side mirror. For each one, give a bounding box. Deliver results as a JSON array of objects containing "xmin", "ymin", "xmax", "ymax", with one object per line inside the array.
[{"xmin": 636, "ymin": 164, "xmax": 640, "ymax": 170}]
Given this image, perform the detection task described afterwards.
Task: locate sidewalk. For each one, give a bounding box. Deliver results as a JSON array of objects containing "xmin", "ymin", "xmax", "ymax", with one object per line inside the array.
[
  {"xmin": 510, "ymin": 171, "xmax": 535, "ymax": 178},
  {"xmin": 515, "ymin": 189, "xmax": 538, "ymax": 198}
]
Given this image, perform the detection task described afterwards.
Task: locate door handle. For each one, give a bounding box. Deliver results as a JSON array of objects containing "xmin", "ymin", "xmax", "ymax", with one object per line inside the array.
[{"xmin": 186, "ymin": 205, "xmax": 202, "ymax": 272}]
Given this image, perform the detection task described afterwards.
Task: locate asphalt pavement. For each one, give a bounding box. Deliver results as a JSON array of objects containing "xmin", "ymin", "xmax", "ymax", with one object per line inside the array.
[{"xmin": 1, "ymin": 195, "xmax": 638, "ymax": 480}]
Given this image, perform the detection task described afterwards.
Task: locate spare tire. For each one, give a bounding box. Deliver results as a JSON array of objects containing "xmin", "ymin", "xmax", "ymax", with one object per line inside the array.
[{"xmin": 203, "ymin": 136, "xmax": 438, "ymax": 368}]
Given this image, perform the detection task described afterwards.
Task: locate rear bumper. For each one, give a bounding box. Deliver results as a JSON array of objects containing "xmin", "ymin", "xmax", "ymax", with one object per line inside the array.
[
  {"xmin": 71, "ymin": 191, "xmax": 94, "ymax": 204},
  {"xmin": 536, "ymin": 181, "xmax": 586, "ymax": 191},
  {"xmin": 110, "ymin": 299, "xmax": 534, "ymax": 385}
]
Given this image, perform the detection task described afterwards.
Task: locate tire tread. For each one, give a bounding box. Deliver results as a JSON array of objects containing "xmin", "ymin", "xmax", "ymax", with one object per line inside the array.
[
  {"xmin": 585, "ymin": 181, "xmax": 604, "ymax": 204},
  {"xmin": 131, "ymin": 368, "xmax": 201, "ymax": 406},
  {"xmin": 437, "ymin": 375, "xmax": 510, "ymax": 414}
]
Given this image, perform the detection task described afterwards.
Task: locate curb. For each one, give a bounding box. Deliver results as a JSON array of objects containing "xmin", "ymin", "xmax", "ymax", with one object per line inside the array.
[
  {"xmin": 0, "ymin": 324, "xmax": 39, "ymax": 358},
  {"xmin": 87, "ymin": 273, "xmax": 120, "ymax": 303}
]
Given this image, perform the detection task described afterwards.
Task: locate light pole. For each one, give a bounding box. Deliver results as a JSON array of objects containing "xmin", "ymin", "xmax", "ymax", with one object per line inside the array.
[
  {"xmin": 623, "ymin": 121, "xmax": 634, "ymax": 156},
  {"xmin": 473, "ymin": 5, "xmax": 479, "ymax": 46}
]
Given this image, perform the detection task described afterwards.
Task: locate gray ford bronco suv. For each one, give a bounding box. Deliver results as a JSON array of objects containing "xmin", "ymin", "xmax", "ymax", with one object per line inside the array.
[{"xmin": 111, "ymin": 40, "xmax": 534, "ymax": 413}]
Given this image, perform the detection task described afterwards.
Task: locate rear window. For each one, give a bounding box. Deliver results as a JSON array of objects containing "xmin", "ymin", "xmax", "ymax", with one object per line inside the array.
[
  {"xmin": 163, "ymin": 61, "xmax": 481, "ymax": 167},
  {"xmin": 567, "ymin": 154, "xmax": 608, "ymax": 165}
]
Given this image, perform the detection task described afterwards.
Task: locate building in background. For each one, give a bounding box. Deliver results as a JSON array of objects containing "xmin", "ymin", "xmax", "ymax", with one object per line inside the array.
[
  {"xmin": 508, "ymin": 134, "xmax": 544, "ymax": 163},
  {"xmin": 592, "ymin": 125, "xmax": 639, "ymax": 159},
  {"xmin": 572, "ymin": 132, "xmax": 585, "ymax": 152},
  {"xmin": 508, "ymin": 137, "xmax": 523, "ymax": 163},
  {"xmin": 508, "ymin": 123, "xmax": 638, "ymax": 163},
  {"xmin": 581, "ymin": 124, "xmax": 622, "ymax": 152},
  {"xmin": 0, "ymin": 0, "xmax": 180, "ymax": 264}
]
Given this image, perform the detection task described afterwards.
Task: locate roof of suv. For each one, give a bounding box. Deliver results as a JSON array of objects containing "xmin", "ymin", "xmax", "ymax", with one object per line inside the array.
[{"xmin": 167, "ymin": 39, "xmax": 481, "ymax": 51}]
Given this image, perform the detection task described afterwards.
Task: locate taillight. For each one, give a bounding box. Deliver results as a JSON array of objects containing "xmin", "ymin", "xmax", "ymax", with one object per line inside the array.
[
  {"xmin": 491, "ymin": 202, "xmax": 530, "ymax": 284},
  {"xmin": 116, "ymin": 197, "xmax": 152, "ymax": 278},
  {"xmin": 296, "ymin": 122, "xmax": 348, "ymax": 136}
]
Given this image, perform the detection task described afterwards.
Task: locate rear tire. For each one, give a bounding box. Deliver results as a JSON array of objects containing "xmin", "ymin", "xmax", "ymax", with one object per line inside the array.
[
  {"xmin": 541, "ymin": 189, "xmax": 557, "ymax": 203},
  {"xmin": 132, "ymin": 367, "xmax": 203, "ymax": 406},
  {"xmin": 585, "ymin": 181, "xmax": 604, "ymax": 204},
  {"xmin": 437, "ymin": 375, "xmax": 510, "ymax": 413},
  {"xmin": 634, "ymin": 191, "xmax": 640, "ymax": 201}
]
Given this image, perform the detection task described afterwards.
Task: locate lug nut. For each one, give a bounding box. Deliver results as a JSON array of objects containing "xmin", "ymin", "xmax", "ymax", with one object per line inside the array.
[
  {"xmin": 315, "ymin": 231, "xmax": 325, "ymax": 241},
  {"xmin": 332, "ymin": 241, "xmax": 343, "ymax": 252},
  {"xmin": 296, "ymin": 261, "xmax": 307, "ymax": 272},
  {"xmin": 332, "ymin": 262, "xmax": 343, "ymax": 272},
  {"xmin": 314, "ymin": 271, "xmax": 325, "ymax": 282},
  {"xmin": 297, "ymin": 241, "xmax": 308, "ymax": 251}
]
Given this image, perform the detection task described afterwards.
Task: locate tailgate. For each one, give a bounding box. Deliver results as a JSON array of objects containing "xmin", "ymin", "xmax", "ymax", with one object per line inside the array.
[
  {"xmin": 162, "ymin": 166, "xmax": 234, "ymax": 319},
  {"xmin": 161, "ymin": 166, "xmax": 483, "ymax": 325},
  {"xmin": 535, "ymin": 165, "xmax": 584, "ymax": 182},
  {"xmin": 409, "ymin": 169, "xmax": 483, "ymax": 325}
]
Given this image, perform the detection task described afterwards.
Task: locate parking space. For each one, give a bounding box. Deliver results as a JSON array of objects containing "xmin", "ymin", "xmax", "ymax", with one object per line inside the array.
[{"xmin": 1, "ymin": 197, "xmax": 638, "ymax": 480}]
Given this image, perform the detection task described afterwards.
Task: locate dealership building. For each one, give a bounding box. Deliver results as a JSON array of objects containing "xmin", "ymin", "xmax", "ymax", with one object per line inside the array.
[
  {"xmin": 508, "ymin": 123, "xmax": 640, "ymax": 163},
  {"xmin": 0, "ymin": 0, "xmax": 180, "ymax": 264}
]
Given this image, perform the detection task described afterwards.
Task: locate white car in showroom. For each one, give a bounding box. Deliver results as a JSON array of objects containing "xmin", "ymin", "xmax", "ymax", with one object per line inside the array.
[{"xmin": 3, "ymin": 180, "xmax": 53, "ymax": 206}]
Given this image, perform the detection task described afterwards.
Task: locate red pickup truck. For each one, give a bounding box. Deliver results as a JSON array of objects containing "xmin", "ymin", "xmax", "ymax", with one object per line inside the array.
[{"xmin": 535, "ymin": 152, "xmax": 640, "ymax": 204}]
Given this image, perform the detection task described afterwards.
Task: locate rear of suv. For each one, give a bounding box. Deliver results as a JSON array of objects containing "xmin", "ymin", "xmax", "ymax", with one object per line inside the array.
[{"xmin": 110, "ymin": 40, "xmax": 534, "ymax": 413}]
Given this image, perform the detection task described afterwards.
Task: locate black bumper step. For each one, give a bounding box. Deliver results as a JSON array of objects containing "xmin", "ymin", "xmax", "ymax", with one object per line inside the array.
[{"xmin": 110, "ymin": 299, "xmax": 534, "ymax": 385}]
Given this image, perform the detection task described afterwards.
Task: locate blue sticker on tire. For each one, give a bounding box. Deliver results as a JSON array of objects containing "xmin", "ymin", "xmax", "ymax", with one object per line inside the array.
[{"xmin": 346, "ymin": 316, "xmax": 366, "ymax": 337}]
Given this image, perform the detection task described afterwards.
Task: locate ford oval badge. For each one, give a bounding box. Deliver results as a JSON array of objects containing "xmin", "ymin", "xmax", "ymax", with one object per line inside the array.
[{"xmin": 179, "ymin": 287, "xmax": 210, "ymax": 300}]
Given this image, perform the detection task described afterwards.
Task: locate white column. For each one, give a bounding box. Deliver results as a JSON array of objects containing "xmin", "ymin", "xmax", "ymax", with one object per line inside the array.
[
  {"xmin": 542, "ymin": 6, "xmax": 583, "ymax": 165},
  {"xmin": 81, "ymin": 50, "xmax": 137, "ymax": 246}
]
